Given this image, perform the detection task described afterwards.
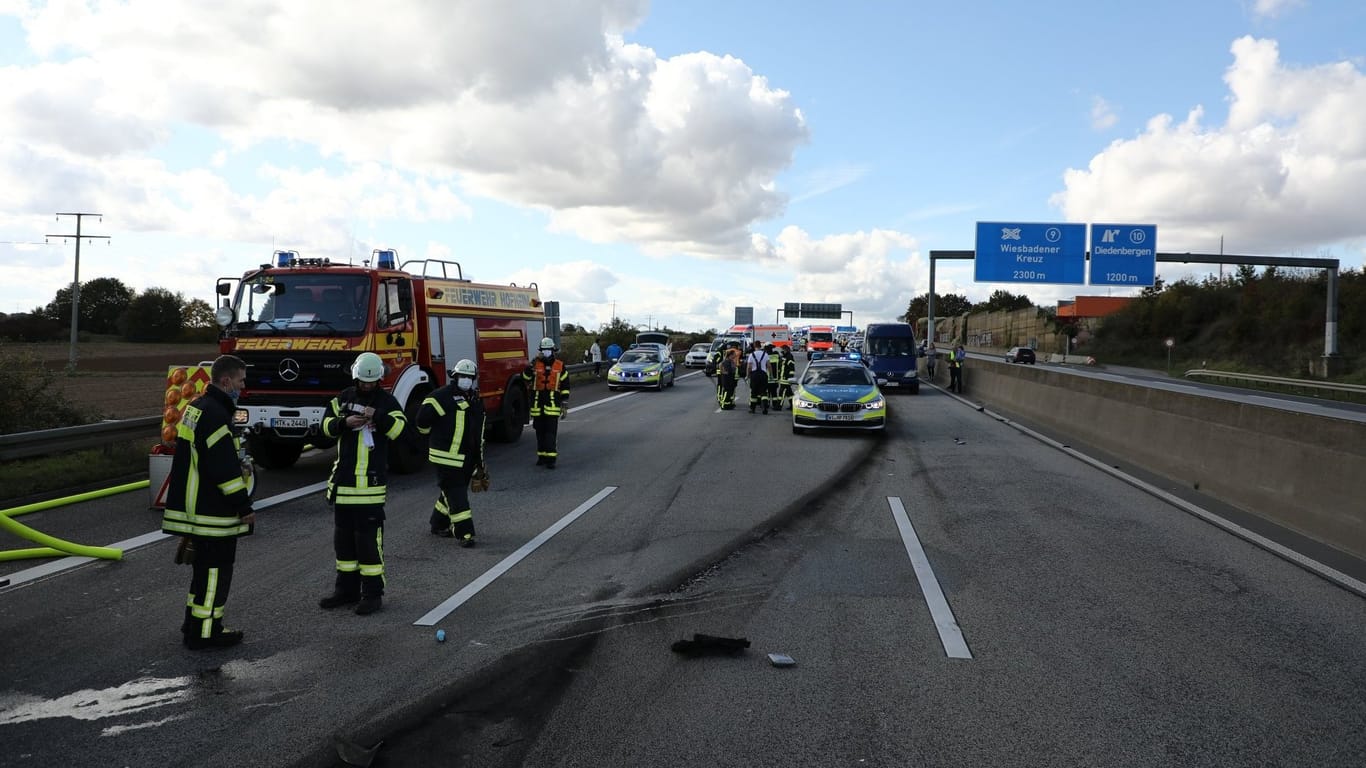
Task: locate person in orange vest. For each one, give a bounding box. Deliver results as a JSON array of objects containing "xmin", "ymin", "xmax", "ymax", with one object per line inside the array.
[{"xmin": 522, "ymin": 336, "xmax": 570, "ymax": 468}]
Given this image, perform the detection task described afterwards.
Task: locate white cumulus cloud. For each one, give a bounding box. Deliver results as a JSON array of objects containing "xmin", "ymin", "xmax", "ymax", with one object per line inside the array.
[{"xmin": 1053, "ymin": 36, "xmax": 1366, "ymax": 259}]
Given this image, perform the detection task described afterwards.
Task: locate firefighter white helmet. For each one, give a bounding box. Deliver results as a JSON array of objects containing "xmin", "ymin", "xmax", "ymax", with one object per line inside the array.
[
  {"xmin": 538, "ymin": 336, "xmax": 556, "ymax": 351},
  {"xmin": 351, "ymin": 352, "xmax": 385, "ymax": 382},
  {"xmin": 450, "ymin": 358, "xmax": 478, "ymax": 378}
]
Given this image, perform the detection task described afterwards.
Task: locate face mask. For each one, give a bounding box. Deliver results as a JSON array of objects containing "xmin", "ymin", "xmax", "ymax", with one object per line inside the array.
[
  {"xmin": 455, "ymin": 377, "xmax": 475, "ymax": 392},
  {"xmin": 227, "ymin": 388, "xmax": 240, "ymax": 404},
  {"xmin": 541, "ymin": 350, "xmax": 553, "ymax": 359}
]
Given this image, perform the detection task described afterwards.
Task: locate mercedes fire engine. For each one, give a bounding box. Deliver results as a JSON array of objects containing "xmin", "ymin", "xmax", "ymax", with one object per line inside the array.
[{"xmin": 213, "ymin": 249, "xmax": 545, "ymax": 472}]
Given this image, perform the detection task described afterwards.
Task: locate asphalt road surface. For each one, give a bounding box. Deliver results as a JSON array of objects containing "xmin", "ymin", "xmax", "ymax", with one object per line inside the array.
[{"xmin": 2, "ymin": 370, "xmax": 1364, "ymax": 767}]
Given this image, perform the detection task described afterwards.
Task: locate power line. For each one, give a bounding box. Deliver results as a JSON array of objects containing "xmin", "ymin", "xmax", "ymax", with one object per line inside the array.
[{"xmin": 47, "ymin": 212, "xmax": 111, "ymax": 371}]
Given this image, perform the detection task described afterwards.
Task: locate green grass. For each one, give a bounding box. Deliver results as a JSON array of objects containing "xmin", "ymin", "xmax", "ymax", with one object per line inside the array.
[{"xmin": 0, "ymin": 439, "xmax": 148, "ymax": 504}]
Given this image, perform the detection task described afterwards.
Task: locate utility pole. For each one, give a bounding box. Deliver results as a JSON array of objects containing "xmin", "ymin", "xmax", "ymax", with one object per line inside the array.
[{"xmin": 47, "ymin": 212, "xmax": 110, "ymax": 371}]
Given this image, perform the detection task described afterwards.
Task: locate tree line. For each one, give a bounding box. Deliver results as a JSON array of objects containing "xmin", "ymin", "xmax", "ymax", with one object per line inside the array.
[
  {"xmin": 1089, "ymin": 266, "xmax": 1364, "ymax": 374},
  {"xmin": 901, "ymin": 266, "xmax": 1364, "ymax": 376},
  {"xmin": 0, "ymin": 277, "xmax": 218, "ymax": 343}
]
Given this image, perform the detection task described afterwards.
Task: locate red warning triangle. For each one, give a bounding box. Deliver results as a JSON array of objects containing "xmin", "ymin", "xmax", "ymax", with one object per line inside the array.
[{"xmin": 153, "ymin": 472, "xmax": 173, "ymax": 508}]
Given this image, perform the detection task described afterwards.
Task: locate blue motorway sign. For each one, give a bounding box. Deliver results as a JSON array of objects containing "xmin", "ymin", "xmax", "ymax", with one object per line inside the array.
[
  {"xmin": 975, "ymin": 222, "xmax": 1086, "ymax": 284},
  {"xmin": 1089, "ymin": 224, "xmax": 1157, "ymax": 286}
]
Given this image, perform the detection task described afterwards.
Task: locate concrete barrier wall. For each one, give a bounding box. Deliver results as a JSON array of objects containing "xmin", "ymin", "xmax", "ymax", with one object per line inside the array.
[{"xmin": 961, "ymin": 360, "xmax": 1366, "ymax": 561}]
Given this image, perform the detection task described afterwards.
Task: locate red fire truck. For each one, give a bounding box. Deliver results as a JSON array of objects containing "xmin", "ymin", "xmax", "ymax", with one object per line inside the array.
[{"xmin": 213, "ymin": 249, "xmax": 545, "ymax": 472}]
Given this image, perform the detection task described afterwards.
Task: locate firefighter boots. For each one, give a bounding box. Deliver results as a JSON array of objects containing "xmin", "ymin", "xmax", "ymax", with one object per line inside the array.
[
  {"xmin": 319, "ymin": 591, "xmax": 361, "ymax": 610},
  {"xmin": 184, "ymin": 629, "xmax": 244, "ymax": 651}
]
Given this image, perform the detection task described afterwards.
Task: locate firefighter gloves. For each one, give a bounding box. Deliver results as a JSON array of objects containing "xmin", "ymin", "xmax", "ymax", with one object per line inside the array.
[{"xmin": 470, "ymin": 464, "xmax": 491, "ymax": 493}]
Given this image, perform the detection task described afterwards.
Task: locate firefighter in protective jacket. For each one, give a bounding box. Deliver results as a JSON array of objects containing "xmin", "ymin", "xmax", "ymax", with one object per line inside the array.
[
  {"xmin": 162, "ymin": 355, "xmax": 254, "ymax": 650},
  {"xmin": 522, "ymin": 336, "xmax": 569, "ymax": 468},
  {"xmin": 416, "ymin": 358, "xmax": 486, "ymax": 547},
  {"xmin": 318, "ymin": 352, "xmax": 407, "ymax": 615}
]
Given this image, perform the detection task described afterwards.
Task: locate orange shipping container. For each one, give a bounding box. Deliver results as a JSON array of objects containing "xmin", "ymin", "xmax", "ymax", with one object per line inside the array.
[{"xmin": 1056, "ymin": 296, "xmax": 1133, "ymax": 318}]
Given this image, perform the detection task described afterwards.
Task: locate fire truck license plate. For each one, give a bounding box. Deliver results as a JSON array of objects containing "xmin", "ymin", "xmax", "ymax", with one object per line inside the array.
[{"xmin": 271, "ymin": 417, "xmax": 309, "ymax": 429}]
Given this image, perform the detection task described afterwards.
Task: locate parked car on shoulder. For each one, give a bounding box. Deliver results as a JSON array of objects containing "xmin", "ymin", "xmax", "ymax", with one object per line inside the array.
[
  {"xmin": 1005, "ymin": 346, "xmax": 1036, "ymax": 364},
  {"xmin": 684, "ymin": 343, "xmax": 710, "ymax": 368}
]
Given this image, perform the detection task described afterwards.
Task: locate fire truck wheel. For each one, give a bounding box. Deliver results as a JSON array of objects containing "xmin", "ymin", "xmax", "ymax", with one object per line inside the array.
[
  {"xmin": 389, "ymin": 390, "xmax": 431, "ymax": 474},
  {"xmin": 488, "ymin": 384, "xmax": 526, "ymax": 443},
  {"xmin": 248, "ymin": 438, "xmax": 303, "ymax": 470}
]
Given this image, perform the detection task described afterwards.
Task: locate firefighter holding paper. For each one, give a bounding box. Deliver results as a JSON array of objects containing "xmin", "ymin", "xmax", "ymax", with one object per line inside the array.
[{"xmin": 317, "ymin": 352, "xmax": 406, "ymax": 616}]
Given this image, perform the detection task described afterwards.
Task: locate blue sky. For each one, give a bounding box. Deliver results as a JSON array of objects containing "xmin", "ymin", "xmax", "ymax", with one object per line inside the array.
[{"xmin": 1, "ymin": 0, "xmax": 1362, "ymax": 333}]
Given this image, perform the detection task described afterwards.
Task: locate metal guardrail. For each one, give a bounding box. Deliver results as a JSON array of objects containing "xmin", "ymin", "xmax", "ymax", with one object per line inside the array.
[
  {"xmin": 1184, "ymin": 369, "xmax": 1366, "ymax": 401},
  {"xmin": 0, "ymin": 416, "xmax": 162, "ymax": 462},
  {"xmin": 0, "ymin": 351, "xmax": 688, "ymax": 461}
]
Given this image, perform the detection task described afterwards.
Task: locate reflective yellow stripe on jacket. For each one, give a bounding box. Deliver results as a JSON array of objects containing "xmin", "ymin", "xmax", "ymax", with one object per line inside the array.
[{"xmin": 424, "ymin": 397, "xmax": 471, "ymax": 468}]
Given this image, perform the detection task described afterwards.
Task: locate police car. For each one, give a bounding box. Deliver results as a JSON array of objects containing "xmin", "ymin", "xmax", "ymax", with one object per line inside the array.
[{"xmin": 791, "ymin": 358, "xmax": 887, "ymax": 434}]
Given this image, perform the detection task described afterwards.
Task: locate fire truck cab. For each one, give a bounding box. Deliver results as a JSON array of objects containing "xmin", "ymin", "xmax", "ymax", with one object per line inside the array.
[{"xmin": 214, "ymin": 250, "xmax": 543, "ymax": 472}]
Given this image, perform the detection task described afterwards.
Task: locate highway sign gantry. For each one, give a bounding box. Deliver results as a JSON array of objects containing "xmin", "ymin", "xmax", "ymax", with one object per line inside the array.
[
  {"xmin": 974, "ymin": 221, "xmax": 1086, "ymax": 285},
  {"xmin": 1089, "ymin": 223, "xmax": 1157, "ymax": 287}
]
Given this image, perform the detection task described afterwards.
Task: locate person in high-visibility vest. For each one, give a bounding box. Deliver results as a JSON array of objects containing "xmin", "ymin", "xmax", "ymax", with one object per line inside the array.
[
  {"xmin": 766, "ymin": 345, "xmax": 787, "ymax": 410},
  {"xmin": 523, "ymin": 337, "xmax": 570, "ymax": 468},
  {"xmin": 318, "ymin": 352, "xmax": 407, "ymax": 616},
  {"xmin": 417, "ymin": 358, "xmax": 486, "ymax": 547},
  {"xmin": 772, "ymin": 346, "xmax": 796, "ymax": 410},
  {"xmin": 162, "ymin": 354, "xmax": 254, "ymax": 650},
  {"xmin": 948, "ymin": 345, "xmax": 966, "ymax": 393}
]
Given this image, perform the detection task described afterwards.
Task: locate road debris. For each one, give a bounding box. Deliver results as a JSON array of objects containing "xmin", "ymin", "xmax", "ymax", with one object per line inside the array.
[{"xmin": 671, "ymin": 633, "xmax": 751, "ymax": 657}]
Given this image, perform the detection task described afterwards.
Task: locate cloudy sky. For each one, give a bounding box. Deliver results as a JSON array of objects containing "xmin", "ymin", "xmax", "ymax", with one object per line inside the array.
[{"xmin": 1, "ymin": 0, "xmax": 1363, "ymax": 333}]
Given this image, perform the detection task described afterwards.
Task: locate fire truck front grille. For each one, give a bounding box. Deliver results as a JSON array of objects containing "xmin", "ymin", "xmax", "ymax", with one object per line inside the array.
[
  {"xmin": 237, "ymin": 394, "xmax": 329, "ymax": 408},
  {"xmin": 240, "ymin": 352, "xmax": 355, "ymax": 394}
]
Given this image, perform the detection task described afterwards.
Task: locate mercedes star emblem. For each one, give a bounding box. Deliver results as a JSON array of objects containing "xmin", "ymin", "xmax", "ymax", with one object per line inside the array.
[{"xmin": 279, "ymin": 358, "xmax": 301, "ymax": 382}]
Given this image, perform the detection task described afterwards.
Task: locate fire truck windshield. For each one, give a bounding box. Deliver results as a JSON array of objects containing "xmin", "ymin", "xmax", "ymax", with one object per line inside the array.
[{"xmin": 229, "ymin": 274, "xmax": 371, "ymax": 336}]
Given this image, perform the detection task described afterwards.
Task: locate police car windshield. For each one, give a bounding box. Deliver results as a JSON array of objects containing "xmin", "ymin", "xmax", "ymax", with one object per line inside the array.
[
  {"xmin": 803, "ymin": 364, "xmax": 873, "ymax": 387},
  {"xmin": 619, "ymin": 350, "xmax": 659, "ymax": 363}
]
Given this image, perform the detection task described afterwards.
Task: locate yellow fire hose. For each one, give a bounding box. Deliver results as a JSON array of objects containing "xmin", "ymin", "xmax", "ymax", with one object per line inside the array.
[{"xmin": 0, "ymin": 480, "xmax": 147, "ymax": 562}]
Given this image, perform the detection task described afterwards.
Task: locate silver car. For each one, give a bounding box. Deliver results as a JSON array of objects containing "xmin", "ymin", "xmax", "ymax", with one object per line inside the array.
[{"xmin": 684, "ymin": 343, "xmax": 710, "ymax": 368}]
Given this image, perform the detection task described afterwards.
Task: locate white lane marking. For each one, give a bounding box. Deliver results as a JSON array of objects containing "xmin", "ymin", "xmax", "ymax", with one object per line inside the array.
[
  {"xmin": 414, "ymin": 486, "xmax": 618, "ymax": 626},
  {"xmin": 565, "ymin": 391, "xmax": 636, "ymax": 413},
  {"xmin": 0, "ymin": 481, "xmax": 329, "ymax": 592},
  {"xmin": 888, "ymin": 496, "xmax": 973, "ymax": 659},
  {"xmin": 972, "ymin": 406, "xmax": 1366, "ymax": 599},
  {"xmin": 255, "ymin": 480, "xmax": 329, "ymax": 510}
]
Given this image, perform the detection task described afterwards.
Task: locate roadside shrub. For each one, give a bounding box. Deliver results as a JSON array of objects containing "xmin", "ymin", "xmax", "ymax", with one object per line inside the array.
[
  {"xmin": 0, "ymin": 313, "xmax": 65, "ymax": 342},
  {"xmin": 0, "ymin": 350, "xmax": 98, "ymax": 433}
]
